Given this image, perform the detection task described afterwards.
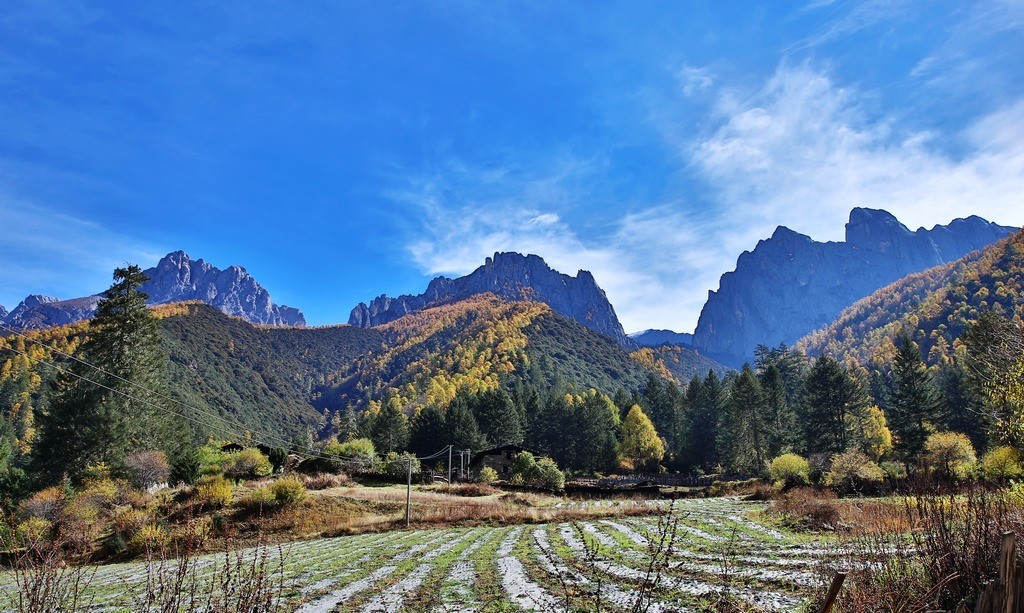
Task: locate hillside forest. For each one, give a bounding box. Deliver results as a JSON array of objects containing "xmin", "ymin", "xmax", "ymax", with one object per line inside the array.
[{"xmin": 0, "ymin": 250, "xmax": 1020, "ymax": 507}]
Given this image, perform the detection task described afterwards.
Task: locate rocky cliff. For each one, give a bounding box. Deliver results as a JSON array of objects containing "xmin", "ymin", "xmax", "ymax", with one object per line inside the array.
[
  {"xmin": 349, "ymin": 251, "xmax": 633, "ymax": 347},
  {"xmin": 2, "ymin": 251, "xmax": 305, "ymax": 330},
  {"xmin": 691, "ymin": 208, "xmax": 1015, "ymax": 367},
  {"xmin": 629, "ymin": 329, "xmax": 693, "ymax": 347}
]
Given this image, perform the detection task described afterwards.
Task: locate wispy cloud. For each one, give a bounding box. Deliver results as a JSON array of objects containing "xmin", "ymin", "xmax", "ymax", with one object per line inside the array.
[
  {"xmin": 689, "ymin": 63, "xmax": 1024, "ymax": 242},
  {"xmin": 0, "ymin": 194, "xmax": 160, "ymax": 308},
  {"xmin": 394, "ymin": 60, "xmax": 1024, "ymax": 336}
]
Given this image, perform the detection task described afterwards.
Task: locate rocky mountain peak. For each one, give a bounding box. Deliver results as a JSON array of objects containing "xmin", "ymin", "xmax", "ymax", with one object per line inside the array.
[
  {"xmin": 845, "ymin": 207, "xmax": 912, "ymax": 250},
  {"xmin": 692, "ymin": 208, "xmax": 1016, "ymax": 367},
  {"xmin": 349, "ymin": 252, "xmax": 632, "ymax": 347},
  {"xmin": 2, "ymin": 251, "xmax": 305, "ymax": 330}
]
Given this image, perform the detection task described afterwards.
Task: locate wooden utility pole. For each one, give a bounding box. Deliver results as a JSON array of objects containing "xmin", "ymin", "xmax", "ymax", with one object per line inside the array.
[
  {"xmin": 405, "ymin": 457, "xmax": 412, "ymax": 527},
  {"xmin": 447, "ymin": 445, "xmax": 453, "ymax": 484}
]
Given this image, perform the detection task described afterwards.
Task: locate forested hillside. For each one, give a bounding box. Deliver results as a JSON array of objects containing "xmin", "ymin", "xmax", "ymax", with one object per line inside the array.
[
  {"xmin": 320, "ymin": 293, "xmax": 659, "ymax": 415},
  {"xmin": 798, "ymin": 230, "xmax": 1024, "ymax": 369},
  {"xmin": 159, "ymin": 303, "xmax": 383, "ymax": 438},
  {"xmin": 630, "ymin": 345, "xmax": 728, "ymax": 385}
]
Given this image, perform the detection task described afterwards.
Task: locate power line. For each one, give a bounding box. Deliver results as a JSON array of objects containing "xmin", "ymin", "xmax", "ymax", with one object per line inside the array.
[
  {"xmin": 0, "ymin": 332, "xmax": 455, "ymax": 466},
  {"xmin": 0, "ymin": 323, "xmax": 272, "ymax": 448}
]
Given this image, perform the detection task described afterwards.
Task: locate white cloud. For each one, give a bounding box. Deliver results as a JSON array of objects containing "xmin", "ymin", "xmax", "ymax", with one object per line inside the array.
[
  {"xmin": 394, "ymin": 64, "xmax": 1024, "ymax": 336},
  {"xmin": 690, "ymin": 64, "xmax": 1024, "ymax": 243},
  {"xmin": 0, "ymin": 196, "xmax": 160, "ymax": 308}
]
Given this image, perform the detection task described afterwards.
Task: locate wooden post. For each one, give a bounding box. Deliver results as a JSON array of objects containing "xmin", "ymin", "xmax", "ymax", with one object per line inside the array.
[
  {"xmin": 405, "ymin": 457, "xmax": 412, "ymax": 528},
  {"xmin": 818, "ymin": 571, "xmax": 846, "ymax": 613},
  {"xmin": 447, "ymin": 445, "xmax": 453, "ymax": 485},
  {"xmin": 1000, "ymin": 532, "xmax": 1017, "ymax": 613}
]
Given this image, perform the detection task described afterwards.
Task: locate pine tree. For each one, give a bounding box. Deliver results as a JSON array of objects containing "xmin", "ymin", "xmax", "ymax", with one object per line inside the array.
[
  {"xmin": 471, "ymin": 389, "xmax": 523, "ymax": 447},
  {"xmin": 888, "ymin": 335, "xmax": 942, "ymax": 458},
  {"xmin": 760, "ymin": 363, "xmax": 797, "ymax": 457},
  {"xmin": 445, "ymin": 396, "xmax": 487, "ymax": 452},
  {"xmin": 801, "ymin": 356, "xmax": 867, "ymax": 456},
  {"xmin": 684, "ymin": 371, "xmax": 724, "ymax": 470},
  {"xmin": 369, "ymin": 397, "xmax": 409, "ymax": 454},
  {"xmin": 32, "ymin": 265, "xmax": 189, "ymax": 484},
  {"xmin": 409, "ymin": 405, "xmax": 447, "ymax": 456},
  {"xmin": 723, "ymin": 365, "xmax": 768, "ymax": 474}
]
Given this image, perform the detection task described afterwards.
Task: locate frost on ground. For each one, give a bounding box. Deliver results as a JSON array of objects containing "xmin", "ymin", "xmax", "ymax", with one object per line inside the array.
[{"xmin": 15, "ymin": 497, "xmax": 838, "ymax": 612}]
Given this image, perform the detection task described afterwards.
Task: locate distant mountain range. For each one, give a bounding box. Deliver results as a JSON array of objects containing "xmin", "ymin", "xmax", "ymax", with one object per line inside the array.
[
  {"xmin": 2, "ymin": 208, "xmax": 1016, "ymax": 377},
  {"xmin": 690, "ymin": 208, "xmax": 1015, "ymax": 366},
  {"xmin": 629, "ymin": 329, "xmax": 694, "ymax": 347},
  {"xmin": 349, "ymin": 251, "xmax": 633, "ymax": 347},
  {"xmin": 1, "ymin": 251, "xmax": 304, "ymax": 330}
]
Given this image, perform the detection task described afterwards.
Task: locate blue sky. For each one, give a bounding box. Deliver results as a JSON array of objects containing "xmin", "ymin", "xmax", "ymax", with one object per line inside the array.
[{"xmin": 1, "ymin": 1, "xmax": 1023, "ymax": 332}]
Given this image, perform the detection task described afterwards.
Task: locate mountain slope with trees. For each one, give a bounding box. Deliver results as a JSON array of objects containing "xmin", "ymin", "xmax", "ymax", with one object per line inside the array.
[
  {"xmin": 693, "ymin": 208, "xmax": 1015, "ymax": 366},
  {"xmin": 797, "ymin": 229, "xmax": 1024, "ymax": 369}
]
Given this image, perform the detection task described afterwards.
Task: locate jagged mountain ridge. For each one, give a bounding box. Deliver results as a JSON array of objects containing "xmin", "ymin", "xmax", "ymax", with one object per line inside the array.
[
  {"xmin": 2, "ymin": 251, "xmax": 305, "ymax": 330},
  {"xmin": 796, "ymin": 229, "xmax": 1024, "ymax": 368},
  {"xmin": 691, "ymin": 208, "xmax": 1015, "ymax": 367},
  {"xmin": 349, "ymin": 251, "xmax": 633, "ymax": 347},
  {"xmin": 630, "ymin": 329, "xmax": 693, "ymax": 347}
]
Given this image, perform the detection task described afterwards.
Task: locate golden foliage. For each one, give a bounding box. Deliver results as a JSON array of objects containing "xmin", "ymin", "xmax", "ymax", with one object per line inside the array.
[{"xmin": 341, "ymin": 294, "xmax": 550, "ymax": 411}]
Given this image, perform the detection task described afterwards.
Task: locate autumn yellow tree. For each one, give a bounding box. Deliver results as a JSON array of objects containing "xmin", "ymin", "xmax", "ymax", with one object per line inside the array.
[{"xmin": 618, "ymin": 404, "xmax": 665, "ymax": 472}]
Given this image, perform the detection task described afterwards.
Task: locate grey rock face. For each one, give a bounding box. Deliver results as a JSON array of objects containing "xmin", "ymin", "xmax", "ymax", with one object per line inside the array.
[
  {"xmin": 629, "ymin": 329, "xmax": 693, "ymax": 347},
  {"xmin": 692, "ymin": 208, "xmax": 1015, "ymax": 367},
  {"xmin": 142, "ymin": 251, "xmax": 305, "ymax": 326},
  {"xmin": 349, "ymin": 252, "xmax": 633, "ymax": 347},
  {"xmin": 0, "ymin": 305, "xmax": 6, "ymax": 320},
  {"xmin": 2, "ymin": 251, "xmax": 305, "ymax": 330}
]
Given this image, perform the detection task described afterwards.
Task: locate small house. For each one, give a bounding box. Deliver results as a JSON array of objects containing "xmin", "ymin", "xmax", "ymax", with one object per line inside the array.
[{"xmin": 469, "ymin": 444, "xmax": 533, "ymax": 479}]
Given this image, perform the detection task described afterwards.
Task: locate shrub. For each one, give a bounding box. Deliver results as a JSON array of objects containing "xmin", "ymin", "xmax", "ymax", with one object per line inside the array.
[
  {"xmin": 125, "ymin": 450, "xmax": 170, "ymax": 490},
  {"xmin": 533, "ymin": 457, "xmax": 565, "ymax": 491},
  {"xmin": 269, "ymin": 478, "xmax": 306, "ymax": 506},
  {"xmin": 300, "ymin": 472, "xmax": 354, "ymax": 490},
  {"xmin": 478, "ymin": 466, "xmax": 499, "ymax": 484},
  {"xmin": 382, "ymin": 452, "xmax": 420, "ymax": 478},
  {"xmin": 924, "ymin": 432, "xmax": 977, "ymax": 481},
  {"xmin": 224, "ymin": 449, "xmax": 273, "ymax": 482},
  {"xmin": 194, "ymin": 475, "xmax": 233, "ymax": 508},
  {"xmin": 508, "ymin": 452, "xmax": 564, "ymax": 490},
  {"xmin": 324, "ymin": 438, "xmax": 379, "ymax": 473},
  {"xmin": 19, "ymin": 487, "xmax": 64, "ymax": 520},
  {"xmin": 240, "ymin": 485, "xmax": 275, "ymax": 510},
  {"xmin": 769, "ymin": 453, "xmax": 810, "ymax": 487},
  {"xmin": 129, "ymin": 524, "xmax": 170, "ymax": 553},
  {"xmin": 197, "ymin": 443, "xmax": 230, "ymax": 476},
  {"xmin": 980, "ymin": 446, "xmax": 1023, "ymax": 481},
  {"xmin": 510, "ymin": 452, "xmax": 539, "ymax": 485},
  {"xmin": 825, "ymin": 450, "xmax": 884, "ymax": 493},
  {"xmin": 774, "ymin": 487, "xmax": 841, "ymax": 530},
  {"xmin": 881, "ymin": 460, "xmax": 908, "ymax": 481}
]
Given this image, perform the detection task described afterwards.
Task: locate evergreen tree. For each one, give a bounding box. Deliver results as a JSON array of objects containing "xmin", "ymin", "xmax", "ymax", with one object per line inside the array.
[
  {"xmin": 445, "ymin": 396, "xmax": 487, "ymax": 452},
  {"xmin": 684, "ymin": 371, "xmax": 723, "ymax": 470},
  {"xmin": 409, "ymin": 405, "xmax": 447, "ymax": 456},
  {"xmin": 722, "ymin": 365, "xmax": 768, "ymax": 474},
  {"xmin": 567, "ymin": 391, "xmax": 620, "ymax": 473},
  {"xmin": 801, "ymin": 356, "xmax": 867, "ymax": 456},
  {"xmin": 935, "ymin": 363, "xmax": 988, "ymax": 452},
  {"xmin": 369, "ymin": 397, "xmax": 409, "ymax": 454},
  {"xmin": 32, "ymin": 265, "xmax": 189, "ymax": 484},
  {"xmin": 888, "ymin": 335, "xmax": 942, "ymax": 458},
  {"xmin": 470, "ymin": 389, "xmax": 524, "ymax": 447},
  {"xmin": 760, "ymin": 363, "xmax": 798, "ymax": 457}
]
